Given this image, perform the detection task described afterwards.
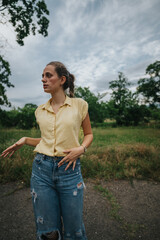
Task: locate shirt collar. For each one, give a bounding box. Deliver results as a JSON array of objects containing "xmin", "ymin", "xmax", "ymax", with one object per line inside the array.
[{"xmin": 42, "ymin": 95, "xmax": 72, "ymax": 112}]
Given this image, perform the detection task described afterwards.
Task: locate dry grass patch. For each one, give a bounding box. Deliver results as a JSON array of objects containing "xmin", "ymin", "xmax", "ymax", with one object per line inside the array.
[{"xmin": 81, "ymin": 143, "xmax": 160, "ymax": 181}]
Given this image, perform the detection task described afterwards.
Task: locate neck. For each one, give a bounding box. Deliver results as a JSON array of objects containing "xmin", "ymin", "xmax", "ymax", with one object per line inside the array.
[{"xmin": 51, "ymin": 90, "xmax": 66, "ymax": 105}]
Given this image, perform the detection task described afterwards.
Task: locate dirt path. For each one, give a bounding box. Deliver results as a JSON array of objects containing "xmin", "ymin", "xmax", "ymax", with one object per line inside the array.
[{"xmin": 0, "ymin": 179, "xmax": 160, "ymax": 240}]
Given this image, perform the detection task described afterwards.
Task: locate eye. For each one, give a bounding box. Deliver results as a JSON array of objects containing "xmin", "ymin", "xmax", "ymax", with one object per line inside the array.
[{"xmin": 46, "ymin": 72, "xmax": 52, "ymax": 78}]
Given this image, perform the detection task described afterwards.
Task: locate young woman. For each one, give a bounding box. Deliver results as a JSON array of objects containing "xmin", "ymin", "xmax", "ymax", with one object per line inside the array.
[{"xmin": 1, "ymin": 61, "xmax": 93, "ymax": 240}]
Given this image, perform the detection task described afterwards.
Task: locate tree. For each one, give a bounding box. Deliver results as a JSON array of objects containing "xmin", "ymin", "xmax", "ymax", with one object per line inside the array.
[
  {"xmin": 0, "ymin": 103, "xmax": 38, "ymax": 129},
  {"xmin": 137, "ymin": 61, "xmax": 160, "ymax": 105},
  {"xmin": 74, "ymin": 87, "xmax": 108, "ymax": 124},
  {"xmin": 1, "ymin": 0, "xmax": 49, "ymax": 46},
  {"xmin": 0, "ymin": 0, "xmax": 49, "ymax": 107},
  {"xmin": 106, "ymin": 99, "xmax": 118, "ymax": 120},
  {"xmin": 0, "ymin": 56, "xmax": 13, "ymax": 106},
  {"xmin": 109, "ymin": 72, "xmax": 141, "ymax": 125},
  {"xmin": 17, "ymin": 103, "xmax": 38, "ymax": 129}
]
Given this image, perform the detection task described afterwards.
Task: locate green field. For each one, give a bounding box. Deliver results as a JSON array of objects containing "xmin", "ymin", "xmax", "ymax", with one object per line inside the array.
[{"xmin": 0, "ymin": 127, "xmax": 160, "ymax": 186}]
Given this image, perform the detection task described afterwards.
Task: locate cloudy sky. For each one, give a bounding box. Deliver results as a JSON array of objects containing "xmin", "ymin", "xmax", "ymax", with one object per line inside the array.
[{"xmin": 1, "ymin": 0, "xmax": 160, "ymax": 109}]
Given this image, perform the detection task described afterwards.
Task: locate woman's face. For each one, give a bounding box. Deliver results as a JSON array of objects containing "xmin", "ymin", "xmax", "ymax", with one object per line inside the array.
[{"xmin": 42, "ymin": 65, "xmax": 64, "ymax": 94}]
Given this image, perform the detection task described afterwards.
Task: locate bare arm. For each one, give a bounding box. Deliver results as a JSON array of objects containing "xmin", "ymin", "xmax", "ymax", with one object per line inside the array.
[
  {"xmin": 25, "ymin": 137, "xmax": 41, "ymax": 147},
  {"xmin": 0, "ymin": 137, "xmax": 41, "ymax": 158},
  {"xmin": 80, "ymin": 113, "xmax": 93, "ymax": 150}
]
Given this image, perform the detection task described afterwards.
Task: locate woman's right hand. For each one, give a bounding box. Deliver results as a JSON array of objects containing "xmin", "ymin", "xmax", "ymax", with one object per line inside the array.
[{"xmin": 0, "ymin": 137, "xmax": 26, "ymax": 158}]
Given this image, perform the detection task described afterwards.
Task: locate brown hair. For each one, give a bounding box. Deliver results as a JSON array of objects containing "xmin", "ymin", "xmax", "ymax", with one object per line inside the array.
[{"xmin": 47, "ymin": 61, "xmax": 75, "ymax": 98}]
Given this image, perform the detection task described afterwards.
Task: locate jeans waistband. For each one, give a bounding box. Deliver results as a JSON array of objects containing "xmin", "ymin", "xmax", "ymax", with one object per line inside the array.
[
  {"xmin": 36, "ymin": 152, "xmax": 64, "ymax": 162},
  {"xmin": 35, "ymin": 153, "xmax": 80, "ymax": 164}
]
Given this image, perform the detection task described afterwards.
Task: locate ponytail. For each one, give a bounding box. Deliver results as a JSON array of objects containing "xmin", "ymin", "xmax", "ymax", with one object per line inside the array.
[{"xmin": 68, "ymin": 73, "xmax": 75, "ymax": 98}]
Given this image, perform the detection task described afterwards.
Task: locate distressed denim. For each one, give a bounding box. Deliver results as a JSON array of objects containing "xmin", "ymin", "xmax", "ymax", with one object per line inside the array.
[{"xmin": 30, "ymin": 153, "xmax": 87, "ymax": 240}]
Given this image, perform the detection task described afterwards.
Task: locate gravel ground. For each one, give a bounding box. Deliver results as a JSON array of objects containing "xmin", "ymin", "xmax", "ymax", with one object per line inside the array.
[{"xmin": 0, "ymin": 179, "xmax": 160, "ymax": 240}]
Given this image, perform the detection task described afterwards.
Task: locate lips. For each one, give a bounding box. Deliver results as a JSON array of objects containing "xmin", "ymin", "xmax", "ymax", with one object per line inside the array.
[{"xmin": 43, "ymin": 84, "xmax": 48, "ymax": 88}]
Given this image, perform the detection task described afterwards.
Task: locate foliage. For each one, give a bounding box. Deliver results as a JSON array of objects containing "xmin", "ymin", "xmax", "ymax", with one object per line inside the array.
[
  {"xmin": 0, "ymin": 103, "xmax": 38, "ymax": 129},
  {"xmin": 75, "ymin": 86, "xmax": 108, "ymax": 123},
  {"xmin": 0, "ymin": 0, "xmax": 49, "ymax": 107},
  {"xmin": 109, "ymin": 72, "xmax": 131, "ymax": 104},
  {"xmin": 149, "ymin": 106, "xmax": 160, "ymax": 122},
  {"xmin": 109, "ymin": 72, "xmax": 144, "ymax": 126},
  {"xmin": 0, "ymin": 56, "xmax": 14, "ymax": 107},
  {"xmin": 137, "ymin": 61, "xmax": 160, "ymax": 105},
  {"xmin": 1, "ymin": 0, "xmax": 49, "ymax": 46},
  {"xmin": 17, "ymin": 103, "xmax": 38, "ymax": 129}
]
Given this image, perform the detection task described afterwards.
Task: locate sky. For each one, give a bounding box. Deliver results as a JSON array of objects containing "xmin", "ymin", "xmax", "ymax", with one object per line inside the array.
[{"xmin": 1, "ymin": 0, "xmax": 160, "ymax": 109}]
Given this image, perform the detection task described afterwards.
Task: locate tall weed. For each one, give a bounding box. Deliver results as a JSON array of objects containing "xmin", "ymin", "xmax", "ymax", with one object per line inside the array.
[{"xmin": 0, "ymin": 127, "xmax": 159, "ymax": 185}]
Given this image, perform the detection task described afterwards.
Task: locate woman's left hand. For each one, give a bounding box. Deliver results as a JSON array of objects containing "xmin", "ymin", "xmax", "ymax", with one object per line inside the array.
[{"xmin": 58, "ymin": 146, "xmax": 84, "ymax": 171}]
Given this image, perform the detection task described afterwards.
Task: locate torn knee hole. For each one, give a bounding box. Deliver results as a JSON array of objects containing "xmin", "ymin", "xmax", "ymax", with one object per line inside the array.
[
  {"xmin": 37, "ymin": 216, "xmax": 43, "ymax": 224},
  {"xmin": 75, "ymin": 229, "xmax": 83, "ymax": 237},
  {"xmin": 77, "ymin": 182, "xmax": 83, "ymax": 188},
  {"xmin": 41, "ymin": 231, "xmax": 59, "ymax": 240},
  {"xmin": 31, "ymin": 188, "xmax": 37, "ymax": 203}
]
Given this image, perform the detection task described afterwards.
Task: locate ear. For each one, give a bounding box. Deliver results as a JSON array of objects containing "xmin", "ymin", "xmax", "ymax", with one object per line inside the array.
[{"xmin": 60, "ymin": 76, "xmax": 66, "ymax": 86}]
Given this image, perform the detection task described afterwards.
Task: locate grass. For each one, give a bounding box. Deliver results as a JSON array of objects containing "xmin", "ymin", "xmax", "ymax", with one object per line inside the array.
[
  {"xmin": 81, "ymin": 127, "xmax": 160, "ymax": 182},
  {"xmin": 0, "ymin": 127, "xmax": 160, "ymax": 186},
  {"xmin": 94, "ymin": 184, "xmax": 146, "ymax": 238},
  {"xmin": 0, "ymin": 128, "xmax": 40, "ymax": 186},
  {"xmin": 94, "ymin": 184, "xmax": 121, "ymax": 221}
]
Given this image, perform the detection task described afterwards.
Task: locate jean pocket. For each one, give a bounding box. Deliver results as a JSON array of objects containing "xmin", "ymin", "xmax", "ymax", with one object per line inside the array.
[{"xmin": 34, "ymin": 153, "xmax": 44, "ymax": 164}]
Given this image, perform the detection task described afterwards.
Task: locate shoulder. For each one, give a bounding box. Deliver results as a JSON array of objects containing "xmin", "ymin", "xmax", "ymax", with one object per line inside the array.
[
  {"xmin": 71, "ymin": 98, "xmax": 88, "ymax": 121},
  {"xmin": 37, "ymin": 103, "xmax": 45, "ymax": 109},
  {"xmin": 71, "ymin": 97, "xmax": 88, "ymax": 106},
  {"xmin": 35, "ymin": 103, "xmax": 45, "ymax": 111},
  {"xmin": 35, "ymin": 103, "xmax": 45, "ymax": 117}
]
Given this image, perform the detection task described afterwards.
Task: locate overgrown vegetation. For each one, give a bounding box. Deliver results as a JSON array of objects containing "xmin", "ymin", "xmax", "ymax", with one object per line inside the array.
[
  {"xmin": 81, "ymin": 127, "xmax": 160, "ymax": 181},
  {"xmin": 0, "ymin": 127, "xmax": 159, "ymax": 186}
]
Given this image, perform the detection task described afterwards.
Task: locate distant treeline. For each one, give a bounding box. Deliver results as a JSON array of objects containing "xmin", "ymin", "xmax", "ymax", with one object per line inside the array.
[
  {"xmin": 0, "ymin": 85, "xmax": 160, "ymax": 129},
  {"xmin": 0, "ymin": 103, "xmax": 38, "ymax": 129}
]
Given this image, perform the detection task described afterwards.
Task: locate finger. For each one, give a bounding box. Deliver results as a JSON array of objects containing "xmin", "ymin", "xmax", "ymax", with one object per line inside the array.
[
  {"xmin": 1, "ymin": 151, "xmax": 12, "ymax": 158},
  {"xmin": 1, "ymin": 148, "xmax": 11, "ymax": 155},
  {"xmin": 58, "ymin": 157, "xmax": 66, "ymax": 167},
  {"xmin": 63, "ymin": 149, "xmax": 71, "ymax": 153},
  {"xmin": 58, "ymin": 154, "xmax": 71, "ymax": 167},
  {"xmin": 59, "ymin": 158, "xmax": 70, "ymax": 167},
  {"xmin": 0, "ymin": 151, "xmax": 9, "ymax": 157},
  {"xmin": 2, "ymin": 145, "xmax": 15, "ymax": 154},
  {"xmin": 72, "ymin": 161, "xmax": 76, "ymax": 171},
  {"xmin": 0, "ymin": 144, "xmax": 17, "ymax": 157},
  {"xmin": 65, "ymin": 161, "xmax": 73, "ymax": 171},
  {"xmin": 3, "ymin": 152, "xmax": 11, "ymax": 158},
  {"xmin": 9, "ymin": 151, "xmax": 15, "ymax": 158},
  {"xmin": 0, "ymin": 152, "xmax": 6, "ymax": 157}
]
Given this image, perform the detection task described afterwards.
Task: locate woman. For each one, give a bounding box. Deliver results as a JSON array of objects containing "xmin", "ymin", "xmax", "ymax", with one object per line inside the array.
[{"xmin": 1, "ymin": 61, "xmax": 93, "ymax": 240}]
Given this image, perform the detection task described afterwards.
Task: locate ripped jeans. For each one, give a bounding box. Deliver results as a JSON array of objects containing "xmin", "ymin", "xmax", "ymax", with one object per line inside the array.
[{"xmin": 30, "ymin": 153, "xmax": 87, "ymax": 240}]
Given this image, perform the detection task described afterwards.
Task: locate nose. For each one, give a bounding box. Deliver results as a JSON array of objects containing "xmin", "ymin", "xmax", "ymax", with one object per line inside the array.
[{"xmin": 42, "ymin": 77, "xmax": 46, "ymax": 83}]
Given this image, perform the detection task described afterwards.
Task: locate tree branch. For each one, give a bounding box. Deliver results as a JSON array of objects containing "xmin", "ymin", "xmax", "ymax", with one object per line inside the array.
[{"xmin": 0, "ymin": 6, "xmax": 7, "ymax": 11}]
